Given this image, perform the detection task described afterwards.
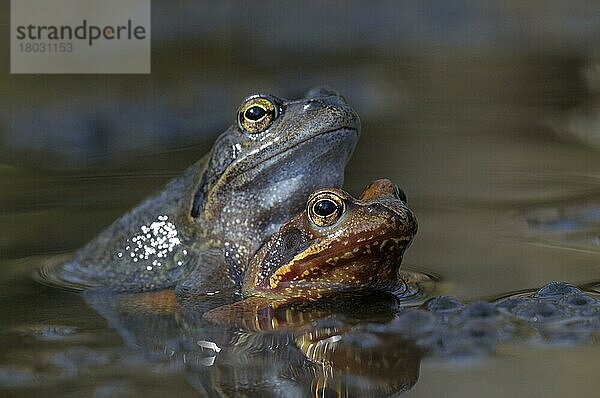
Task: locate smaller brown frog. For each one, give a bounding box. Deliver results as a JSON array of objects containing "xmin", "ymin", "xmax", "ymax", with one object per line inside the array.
[
  {"xmin": 243, "ymin": 178, "xmax": 417, "ymax": 300},
  {"xmin": 204, "ymin": 179, "xmax": 418, "ymax": 325}
]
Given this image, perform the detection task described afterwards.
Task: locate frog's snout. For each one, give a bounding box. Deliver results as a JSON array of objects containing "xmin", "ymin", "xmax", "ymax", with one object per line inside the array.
[{"xmin": 384, "ymin": 201, "xmax": 418, "ymax": 235}]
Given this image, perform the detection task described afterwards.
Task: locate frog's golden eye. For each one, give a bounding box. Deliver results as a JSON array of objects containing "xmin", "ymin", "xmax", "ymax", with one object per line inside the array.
[
  {"xmin": 238, "ymin": 96, "xmax": 278, "ymax": 134},
  {"xmin": 307, "ymin": 192, "xmax": 345, "ymax": 227}
]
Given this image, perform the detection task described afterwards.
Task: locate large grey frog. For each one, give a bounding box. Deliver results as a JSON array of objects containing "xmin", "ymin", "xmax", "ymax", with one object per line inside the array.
[{"xmin": 50, "ymin": 87, "xmax": 360, "ymax": 293}]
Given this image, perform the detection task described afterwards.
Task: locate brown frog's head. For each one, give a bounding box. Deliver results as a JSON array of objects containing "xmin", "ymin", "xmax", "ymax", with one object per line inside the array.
[{"xmin": 242, "ymin": 179, "xmax": 418, "ymax": 300}]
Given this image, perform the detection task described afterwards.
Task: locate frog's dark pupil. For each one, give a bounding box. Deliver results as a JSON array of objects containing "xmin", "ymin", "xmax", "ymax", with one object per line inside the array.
[
  {"xmin": 314, "ymin": 199, "xmax": 338, "ymax": 217},
  {"xmin": 245, "ymin": 106, "xmax": 267, "ymax": 121}
]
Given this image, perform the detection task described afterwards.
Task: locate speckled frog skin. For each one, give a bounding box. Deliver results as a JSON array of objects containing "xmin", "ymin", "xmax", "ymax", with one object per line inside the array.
[
  {"xmin": 53, "ymin": 87, "xmax": 360, "ymax": 293},
  {"xmin": 244, "ymin": 178, "xmax": 417, "ymax": 301}
]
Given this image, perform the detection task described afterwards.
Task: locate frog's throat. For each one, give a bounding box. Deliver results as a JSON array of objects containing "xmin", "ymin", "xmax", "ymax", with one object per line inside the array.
[
  {"xmin": 200, "ymin": 126, "xmax": 358, "ymax": 217},
  {"xmin": 268, "ymin": 234, "xmax": 414, "ymax": 289}
]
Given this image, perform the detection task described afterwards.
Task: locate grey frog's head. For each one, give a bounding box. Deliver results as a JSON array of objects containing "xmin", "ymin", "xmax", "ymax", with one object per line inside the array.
[{"xmin": 193, "ymin": 86, "xmax": 360, "ymax": 276}]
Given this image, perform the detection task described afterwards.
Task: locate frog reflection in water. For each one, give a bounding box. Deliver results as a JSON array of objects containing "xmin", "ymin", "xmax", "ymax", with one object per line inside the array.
[
  {"xmin": 49, "ymin": 87, "xmax": 360, "ymax": 294},
  {"xmin": 204, "ymin": 178, "xmax": 418, "ymax": 324}
]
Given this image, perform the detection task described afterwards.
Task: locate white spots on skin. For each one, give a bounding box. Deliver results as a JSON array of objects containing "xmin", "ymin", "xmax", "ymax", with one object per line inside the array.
[
  {"xmin": 232, "ymin": 143, "xmax": 242, "ymax": 159},
  {"xmin": 115, "ymin": 215, "xmax": 189, "ymax": 273}
]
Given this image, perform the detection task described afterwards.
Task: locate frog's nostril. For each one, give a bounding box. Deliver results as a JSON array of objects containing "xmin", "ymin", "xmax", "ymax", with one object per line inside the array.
[{"xmin": 305, "ymin": 85, "xmax": 341, "ymax": 99}]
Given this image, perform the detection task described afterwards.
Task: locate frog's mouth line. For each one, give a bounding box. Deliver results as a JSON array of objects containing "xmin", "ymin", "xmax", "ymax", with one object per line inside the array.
[
  {"xmin": 236, "ymin": 126, "xmax": 358, "ymax": 176},
  {"xmin": 268, "ymin": 232, "xmax": 414, "ymax": 288}
]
